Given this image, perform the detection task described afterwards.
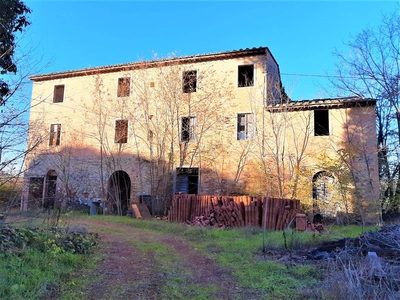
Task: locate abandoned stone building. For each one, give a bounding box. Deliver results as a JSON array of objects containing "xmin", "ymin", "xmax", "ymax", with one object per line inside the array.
[{"xmin": 22, "ymin": 47, "xmax": 380, "ymax": 222}]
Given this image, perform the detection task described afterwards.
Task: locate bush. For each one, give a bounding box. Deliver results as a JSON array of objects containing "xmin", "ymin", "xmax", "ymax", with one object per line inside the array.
[{"xmin": 0, "ymin": 225, "xmax": 98, "ymax": 254}]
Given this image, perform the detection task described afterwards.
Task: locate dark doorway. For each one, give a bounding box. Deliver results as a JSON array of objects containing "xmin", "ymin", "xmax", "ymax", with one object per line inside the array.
[
  {"xmin": 312, "ymin": 171, "xmax": 334, "ymax": 214},
  {"xmin": 28, "ymin": 177, "xmax": 44, "ymax": 208},
  {"xmin": 176, "ymin": 168, "xmax": 199, "ymax": 194},
  {"xmin": 108, "ymin": 171, "xmax": 131, "ymax": 215},
  {"xmin": 45, "ymin": 170, "xmax": 57, "ymax": 209}
]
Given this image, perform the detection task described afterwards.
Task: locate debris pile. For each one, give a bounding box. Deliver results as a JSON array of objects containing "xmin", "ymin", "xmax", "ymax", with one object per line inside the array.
[{"xmin": 309, "ymin": 225, "xmax": 400, "ymax": 264}]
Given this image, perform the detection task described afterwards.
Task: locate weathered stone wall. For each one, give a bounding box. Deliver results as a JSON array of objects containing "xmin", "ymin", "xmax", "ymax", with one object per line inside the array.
[{"xmin": 24, "ymin": 50, "xmax": 380, "ymax": 222}]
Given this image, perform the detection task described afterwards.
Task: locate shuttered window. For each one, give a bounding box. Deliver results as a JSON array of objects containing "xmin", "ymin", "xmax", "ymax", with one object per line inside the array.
[
  {"xmin": 115, "ymin": 119, "xmax": 128, "ymax": 143},
  {"xmin": 117, "ymin": 77, "xmax": 130, "ymax": 97}
]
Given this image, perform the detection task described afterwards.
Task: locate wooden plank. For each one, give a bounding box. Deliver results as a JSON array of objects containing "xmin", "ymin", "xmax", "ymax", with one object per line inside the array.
[
  {"xmin": 168, "ymin": 195, "xmax": 300, "ymax": 230},
  {"xmin": 234, "ymin": 201, "xmax": 244, "ymax": 225},
  {"xmin": 245, "ymin": 203, "xmax": 249, "ymax": 226},
  {"xmin": 187, "ymin": 195, "xmax": 191, "ymax": 221},
  {"xmin": 131, "ymin": 203, "xmax": 151, "ymax": 219},
  {"xmin": 272, "ymin": 198, "xmax": 279, "ymax": 230},
  {"xmin": 280, "ymin": 199, "xmax": 289, "ymax": 230},
  {"xmin": 276, "ymin": 198, "xmax": 284, "ymax": 230},
  {"xmin": 179, "ymin": 196, "xmax": 183, "ymax": 222},
  {"xmin": 191, "ymin": 195, "xmax": 195, "ymax": 219},
  {"xmin": 280, "ymin": 201, "xmax": 291, "ymax": 229},
  {"xmin": 262, "ymin": 197, "xmax": 268, "ymax": 229},
  {"xmin": 255, "ymin": 197, "xmax": 261, "ymax": 227},
  {"xmin": 186, "ymin": 196, "xmax": 190, "ymax": 222},
  {"xmin": 239, "ymin": 201, "xmax": 245, "ymax": 227},
  {"xmin": 267, "ymin": 197, "xmax": 273, "ymax": 230},
  {"xmin": 249, "ymin": 201, "xmax": 253, "ymax": 226}
]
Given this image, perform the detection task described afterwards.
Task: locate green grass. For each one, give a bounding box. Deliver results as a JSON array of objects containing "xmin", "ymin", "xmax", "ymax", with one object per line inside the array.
[
  {"xmin": 80, "ymin": 215, "xmax": 377, "ymax": 299},
  {"xmin": 0, "ymin": 218, "xmax": 99, "ymax": 300},
  {"xmin": 2, "ymin": 213, "xmax": 378, "ymax": 299},
  {"xmin": 0, "ymin": 248, "xmax": 97, "ymax": 299},
  {"xmin": 131, "ymin": 237, "xmax": 221, "ymax": 299}
]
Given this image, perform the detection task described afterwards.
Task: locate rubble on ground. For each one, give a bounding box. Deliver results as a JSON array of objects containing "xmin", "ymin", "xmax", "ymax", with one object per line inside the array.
[{"xmin": 308, "ymin": 225, "xmax": 400, "ymax": 270}]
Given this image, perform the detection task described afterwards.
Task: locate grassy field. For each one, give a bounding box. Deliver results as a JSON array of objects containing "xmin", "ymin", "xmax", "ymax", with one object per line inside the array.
[{"xmin": 0, "ymin": 212, "xmax": 383, "ymax": 299}]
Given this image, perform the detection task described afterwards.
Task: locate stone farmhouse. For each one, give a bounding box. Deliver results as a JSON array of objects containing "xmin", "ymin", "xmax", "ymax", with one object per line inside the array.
[{"xmin": 22, "ymin": 47, "xmax": 380, "ymax": 223}]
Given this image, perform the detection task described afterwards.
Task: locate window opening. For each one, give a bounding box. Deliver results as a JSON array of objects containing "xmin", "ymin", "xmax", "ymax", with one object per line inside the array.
[
  {"xmin": 49, "ymin": 124, "xmax": 61, "ymax": 146},
  {"xmin": 237, "ymin": 113, "xmax": 254, "ymax": 140},
  {"xmin": 53, "ymin": 85, "xmax": 65, "ymax": 103},
  {"xmin": 238, "ymin": 65, "xmax": 254, "ymax": 87},
  {"xmin": 314, "ymin": 110, "xmax": 329, "ymax": 136},
  {"xmin": 181, "ymin": 116, "xmax": 196, "ymax": 142},
  {"xmin": 115, "ymin": 119, "xmax": 128, "ymax": 143},
  {"xmin": 182, "ymin": 70, "xmax": 197, "ymax": 93},
  {"xmin": 117, "ymin": 77, "xmax": 130, "ymax": 97}
]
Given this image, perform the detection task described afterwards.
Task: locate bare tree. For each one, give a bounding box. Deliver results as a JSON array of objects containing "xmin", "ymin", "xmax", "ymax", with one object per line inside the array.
[
  {"xmin": 331, "ymin": 9, "xmax": 400, "ymax": 212},
  {"xmin": 0, "ymin": 1, "xmax": 56, "ymax": 221},
  {"xmin": 129, "ymin": 59, "xmax": 231, "ymax": 201},
  {"xmin": 80, "ymin": 74, "xmax": 133, "ymax": 215},
  {"xmin": 244, "ymin": 76, "xmax": 313, "ymax": 200}
]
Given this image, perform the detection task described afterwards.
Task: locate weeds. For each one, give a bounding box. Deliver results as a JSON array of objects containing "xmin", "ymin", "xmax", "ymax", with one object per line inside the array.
[
  {"xmin": 2, "ymin": 212, "xmax": 392, "ymax": 299},
  {"xmin": 0, "ymin": 221, "xmax": 98, "ymax": 299},
  {"xmin": 318, "ymin": 253, "xmax": 400, "ymax": 300}
]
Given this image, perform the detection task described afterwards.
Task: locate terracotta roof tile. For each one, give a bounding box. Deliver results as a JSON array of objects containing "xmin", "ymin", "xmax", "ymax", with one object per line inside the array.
[{"xmin": 30, "ymin": 46, "xmax": 271, "ymax": 81}]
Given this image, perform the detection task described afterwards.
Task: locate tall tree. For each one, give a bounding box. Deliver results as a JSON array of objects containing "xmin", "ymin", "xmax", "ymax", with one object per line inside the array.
[
  {"xmin": 0, "ymin": 0, "xmax": 31, "ymax": 105},
  {"xmin": 331, "ymin": 9, "xmax": 400, "ymax": 211}
]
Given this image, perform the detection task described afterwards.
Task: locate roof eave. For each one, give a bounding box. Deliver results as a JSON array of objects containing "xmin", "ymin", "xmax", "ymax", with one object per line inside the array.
[
  {"xmin": 30, "ymin": 47, "xmax": 270, "ymax": 82},
  {"xmin": 265, "ymin": 98, "xmax": 376, "ymax": 112}
]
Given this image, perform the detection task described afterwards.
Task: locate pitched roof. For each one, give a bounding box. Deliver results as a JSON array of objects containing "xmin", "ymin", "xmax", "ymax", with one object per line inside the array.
[
  {"xmin": 266, "ymin": 97, "xmax": 376, "ymax": 112},
  {"xmin": 30, "ymin": 46, "xmax": 276, "ymax": 82}
]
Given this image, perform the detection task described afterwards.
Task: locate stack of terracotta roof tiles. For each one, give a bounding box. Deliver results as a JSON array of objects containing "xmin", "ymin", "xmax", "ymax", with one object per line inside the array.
[{"xmin": 168, "ymin": 194, "xmax": 299, "ymax": 230}]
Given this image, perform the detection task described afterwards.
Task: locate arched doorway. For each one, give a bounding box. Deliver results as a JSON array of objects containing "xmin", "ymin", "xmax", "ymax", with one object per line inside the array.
[
  {"xmin": 108, "ymin": 171, "xmax": 131, "ymax": 216},
  {"xmin": 44, "ymin": 170, "xmax": 57, "ymax": 209},
  {"xmin": 312, "ymin": 171, "xmax": 334, "ymax": 215}
]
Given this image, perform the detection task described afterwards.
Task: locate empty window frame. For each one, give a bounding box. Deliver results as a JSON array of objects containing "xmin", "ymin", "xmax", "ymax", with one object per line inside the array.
[
  {"xmin": 117, "ymin": 77, "xmax": 130, "ymax": 97},
  {"xmin": 49, "ymin": 124, "xmax": 61, "ymax": 146},
  {"xmin": 181, "ymin": 116, "xmax": 196, "ymax": 142},
  {"xmin": 314, "ymin": 110, "xmax": 330, "ymax": 136},
  {"xmin": 238, "ymin": 65, "xmax": 254, "ymax": 87},
  {"xmin": 237, "ymin": 113, "xmax": 254, "ymax": 140},
  {"xmin": 53, "ymin": 85, "xmax": 65, "ymax": 103},
  {"xmin": 182, "ymin": 70, "xmax": 197, "ymax": 93},
  {"xmin": 115, "ymin": 119, "xmax": 128, "ymax": 143}
]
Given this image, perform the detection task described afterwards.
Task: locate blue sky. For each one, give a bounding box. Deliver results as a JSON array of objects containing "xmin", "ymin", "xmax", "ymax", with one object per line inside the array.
[{"xmin": 23, "ymin": 0, "xmax": 399, "ymax": 100}]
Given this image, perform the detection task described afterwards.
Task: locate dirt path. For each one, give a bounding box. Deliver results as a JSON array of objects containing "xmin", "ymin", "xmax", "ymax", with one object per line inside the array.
[{"xmin": 70, "ymin": 218, "xmax": 244, "ymax": 300}]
